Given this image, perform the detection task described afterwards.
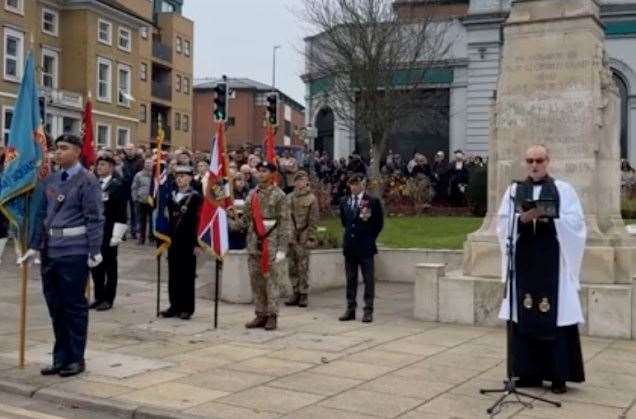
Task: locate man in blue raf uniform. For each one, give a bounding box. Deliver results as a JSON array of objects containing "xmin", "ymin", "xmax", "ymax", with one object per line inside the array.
[
  {"xmin": 338, "ymin": 174, "xmax": 383, "ymax": 323},
  {"xmin": 90, "ymin": 152, "xmax": 127, "ymax": 311},
  {"xmin": 19, "ymin": 134, "xmax": 104, "ymax": 377}
]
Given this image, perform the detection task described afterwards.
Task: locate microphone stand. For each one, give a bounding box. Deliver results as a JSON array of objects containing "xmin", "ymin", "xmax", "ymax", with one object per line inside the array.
[{"xmin": 479, "ymin": 182, "xmax": 561, "ymax": 415}]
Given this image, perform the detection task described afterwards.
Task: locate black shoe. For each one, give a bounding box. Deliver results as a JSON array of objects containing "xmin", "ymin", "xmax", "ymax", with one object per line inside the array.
[
  {"xmin": 40, "ymin": 364, "xmax": 63, "ymax": 376},
  {"xmin": 58, "ymin": 361, "xmax": 85, "ymax": 377},
  {"xmin": 551, "ymin": 380, "xmax": 567, "ymax": 394},
  {"xmin": 516, "ymin": 377, "xmax": 543, "ymax": 388},
  {"xmin": 88, "ymin": 301, "xmax": 100, "ymax": 310},
  {"xmin": 95, "ymin": 302, "xmax": 112, "ymax": 311},
  {"xmin": 179, "ymin": 312, "xmax": 192, "ymax": 320},
  {"xmin": 298, "ymin": 294, "xmax": 308, "ymax": 308},
  {"xmin": 160, "ymin": 309, "xmax": 176, "ymax": 318},
  {"xmin": 362, "ymin": 312, "xmax": 373, "ymax": 323},
  {"xmin": 285, "ymin": 292, "xmax": 300, "ymax": 306},
  {"xmin": 339, "ymin": 309, "xmax": 355, "ymax": 321}
]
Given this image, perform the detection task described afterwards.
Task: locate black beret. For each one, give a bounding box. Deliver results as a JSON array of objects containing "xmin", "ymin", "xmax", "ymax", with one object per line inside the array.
[
  {"xmin": 55, "ymin": 134, "xmax": 82, "ymax": 148},
  {"xmin": 256, "ymin": 161, "xmax": 277, "ymax": 172},
  {"xmin": 96, "ymin": 153, "xmax": 116, "ymax": 165}
]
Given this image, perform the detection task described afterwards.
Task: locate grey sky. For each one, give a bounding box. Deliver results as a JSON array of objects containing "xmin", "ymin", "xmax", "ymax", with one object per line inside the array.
[{"xmin": 182, "ymin": 0, "xmax": 309, "ymax": 106}]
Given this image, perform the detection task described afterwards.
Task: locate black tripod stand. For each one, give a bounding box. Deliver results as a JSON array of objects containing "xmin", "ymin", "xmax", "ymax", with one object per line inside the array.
[{"xmin": 479, "ymin": 185, "xmax": 561, "ymax": 416}]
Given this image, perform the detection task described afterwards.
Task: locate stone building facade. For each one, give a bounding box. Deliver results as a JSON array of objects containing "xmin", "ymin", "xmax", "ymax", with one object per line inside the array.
[
  {"xmin": 0, "ymin": 0, "xmax": 193, "ymax": 150},
  {"xmin": 303, "ymin": 0, "xmax": 636, "ymax": 165}
]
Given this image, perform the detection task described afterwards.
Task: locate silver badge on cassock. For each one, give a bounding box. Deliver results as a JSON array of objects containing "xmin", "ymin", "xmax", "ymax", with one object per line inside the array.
[{"xmin": 56, "ymin": 194, "xmax": 65, "ymax": 203}]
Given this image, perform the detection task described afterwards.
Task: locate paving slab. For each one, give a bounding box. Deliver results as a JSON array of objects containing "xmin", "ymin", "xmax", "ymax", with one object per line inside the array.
[
  {"xmin": 319, "ymin": 388, "xmax": 423, "ymax": 417},
  {"xmin": 217, "ymin": 386, "xmax": 324, "ymax": 414}
]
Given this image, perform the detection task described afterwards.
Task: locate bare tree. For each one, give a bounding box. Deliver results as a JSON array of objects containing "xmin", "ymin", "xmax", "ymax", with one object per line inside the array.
[{"xmin": 299, "ymin": 0, "xmax": 454, "ymax": 177}]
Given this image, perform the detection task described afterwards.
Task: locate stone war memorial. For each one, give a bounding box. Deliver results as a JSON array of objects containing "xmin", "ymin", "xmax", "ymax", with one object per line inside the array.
[{"xmin": 416, "ymin": 0, "xmax": 636, "ymax": 340}]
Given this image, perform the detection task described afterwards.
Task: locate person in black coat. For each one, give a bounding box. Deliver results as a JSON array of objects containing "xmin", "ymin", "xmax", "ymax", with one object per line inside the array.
[
  {"xmin": 90, "ymin": 153, "xmax": 128, "ymax": 311},
  {"xmin": 338, "ymin": 174, "xmax": 384, "ymax": 323},
  {"xmin": 449, "ymin": 150, "xmax": 469, "ymax": 207},
  {"xmin": 160, "ymin": 165, "xmax": 203, "ymax": 320}
]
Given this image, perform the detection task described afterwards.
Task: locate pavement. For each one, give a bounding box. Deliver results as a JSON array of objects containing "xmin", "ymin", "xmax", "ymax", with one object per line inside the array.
[{"xmin": 0, "ymin": 242, "xmax": 634, "ymax": 419}]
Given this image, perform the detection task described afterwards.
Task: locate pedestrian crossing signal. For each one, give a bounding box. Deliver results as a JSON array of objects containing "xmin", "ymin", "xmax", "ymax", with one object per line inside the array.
[
  {"xmin": 213, "ymin": 83, "xmax": 227, "ymax": 122},
  {"xmin": 266, "ymin": 93, "xmax": 278, "ymax": 126}
]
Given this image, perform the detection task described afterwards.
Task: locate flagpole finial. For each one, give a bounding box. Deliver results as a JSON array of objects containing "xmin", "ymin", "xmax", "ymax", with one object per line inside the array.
[{"xmin": 87, "ymin": 90, "xmax": 92, "ymax": 100}]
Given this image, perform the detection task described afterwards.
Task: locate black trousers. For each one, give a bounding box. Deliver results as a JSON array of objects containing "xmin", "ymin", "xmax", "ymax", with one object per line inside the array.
[
  {"xmin": 136, "ymin": 202, "xmax": 153, "ymax": 242},
  {"xmin": 345, "ymin": 253, "xmax": 375, "ymax": 312},
  {"xmin": 167, "ymin": 247, "xmax": 196, "ymax": 315},
  {"xmin": 91, "ymin": 245, "xmax": 118, "ymax": 304},
  {"xmin": 41, "ymin": 254, "xmax": 89, "ymax": 366}
]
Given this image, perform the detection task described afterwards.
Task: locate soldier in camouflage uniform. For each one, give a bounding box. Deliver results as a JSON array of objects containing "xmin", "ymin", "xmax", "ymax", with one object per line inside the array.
[
  {"xmin": 241, "ymin": 161, "xmax": 290, "ymax": 331},
  {"xmin": 285, "ymin": 171, "xmax": 319, "ymax": 308}
]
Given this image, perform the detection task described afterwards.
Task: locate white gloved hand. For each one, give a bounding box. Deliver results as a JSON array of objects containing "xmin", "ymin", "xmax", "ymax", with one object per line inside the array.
[
  {"xmin": 275, "ymin": 251, "xmax": 286, "ymax": 263},
  {"xmin": 17, "ymin": 249, "xmax": 39, "ymax": 265},
  {"xmin": 87, "ymin": 254, "xmax": 103, "ymax": 268},
  {"xmin": 109, "ymin": 223, "xmax": 128, "ymax": 247}
]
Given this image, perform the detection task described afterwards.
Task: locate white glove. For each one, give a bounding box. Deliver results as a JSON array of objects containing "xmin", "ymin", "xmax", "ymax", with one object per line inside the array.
[
  {"xmin": 87, "ymin": 254, "xmax": 103, "ymax": 268},
  {"xmin": 275, "ymin": 251, "xmax": 286, "ymax": 263},
  {"xmin": 17, "ymin": 249, "xmax": 39, "ymax": 266},
  {"xmin": 109, "ymin": 223, "xmax": 128, "ymax": 247}
]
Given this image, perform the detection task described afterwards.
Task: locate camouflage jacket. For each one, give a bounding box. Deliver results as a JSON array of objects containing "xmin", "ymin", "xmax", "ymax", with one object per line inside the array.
[
  {"xmin": 239, "ymin": 184, "xmax": 290, "ymax": 256},
  {"xmin": 287, "ymin": 188, "xmax": 319, "ymax": 246}
]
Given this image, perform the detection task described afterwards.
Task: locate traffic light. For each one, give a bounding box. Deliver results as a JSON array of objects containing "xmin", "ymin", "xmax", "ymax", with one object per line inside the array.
[
  {"xmin": 213, "ymin": 82, "xmax": 228, "ymax": 122},
  {"xmin": 266, "ymin": 92, "xmax": 278, "ymax": 126}
]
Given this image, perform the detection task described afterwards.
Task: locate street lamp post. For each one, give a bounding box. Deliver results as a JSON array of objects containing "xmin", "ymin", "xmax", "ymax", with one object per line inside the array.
[{"xmin": 272, "ymin": 45, "xmax": 281, "ymax": 88}]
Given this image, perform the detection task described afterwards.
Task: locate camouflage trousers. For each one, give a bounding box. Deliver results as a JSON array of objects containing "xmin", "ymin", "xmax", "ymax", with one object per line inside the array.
[
  {"xmin": 288, "ymin": 244, "xmax": 310, "ymax": 294},
  {"xmin": 248, "ymin": 255, "xmax": 281, "ymax": 316}
]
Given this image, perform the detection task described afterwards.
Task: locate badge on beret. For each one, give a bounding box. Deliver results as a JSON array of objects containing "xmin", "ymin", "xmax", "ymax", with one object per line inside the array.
[
  {"xmin": 539, "ymin": 297, "xmax": 550, "ymax": 313},
  {"xmin": 56, "ymin": 194, "xmax": 65, "ymax": 203},
  {"xmin": 523, "ymin": 293, "xmax": 533, "ymax": 310}
]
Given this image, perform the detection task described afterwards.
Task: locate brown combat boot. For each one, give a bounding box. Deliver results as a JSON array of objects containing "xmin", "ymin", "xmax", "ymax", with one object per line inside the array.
[
  {"xmin": 298, "ymin": 294, "xmax": 308, "ymax": 307},
  {"xmin": 285, "ymin": 292, "xmax": 300, "ymax": 306},
  {"xmin": 245, "ymin": 314, "xmax": 268, "ymax": 329},
  {"xmin": 264, "ymin": 315, "xmax": 277, "ymax": 331}
]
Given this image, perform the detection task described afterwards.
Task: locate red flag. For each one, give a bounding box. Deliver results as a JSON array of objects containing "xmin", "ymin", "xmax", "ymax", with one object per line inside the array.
[
  {"xmin": 250, "ymin": 190, "xmax": 270, "ymax": 274},
  {"xmin": 197, "ymin": 123, "xmax": 231, "ymax": 258},
  {"xmin": 264, "ymin": 124, "xmax": 275, "ymax": 164},
  {"xmin": 80, "ymin": 98, "xmax": 96, "ymax": 168}
]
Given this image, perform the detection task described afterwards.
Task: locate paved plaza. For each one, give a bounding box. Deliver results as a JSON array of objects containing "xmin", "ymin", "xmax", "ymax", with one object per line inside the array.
[{"xmin": 0, "ymin": 243, "xmax": 634, "ymax": 419}]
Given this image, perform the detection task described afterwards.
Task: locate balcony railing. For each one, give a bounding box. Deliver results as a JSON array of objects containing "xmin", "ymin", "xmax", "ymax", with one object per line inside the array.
[
  {"xmin": 152, "ymin": 42, "xmax": 172, "ymax": 63},
  {"xmin": 152, "ymin": 81, "xmax": 172, "ymax": 101},
  {"xmin": 151, "ymin": 124, "xmax": 171, "ymax": 142}
]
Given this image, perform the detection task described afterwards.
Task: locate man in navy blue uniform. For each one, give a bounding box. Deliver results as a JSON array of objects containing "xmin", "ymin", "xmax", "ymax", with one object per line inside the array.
[
  {"xmin": 338, "ymin": 174, "xmax": 383, "ymax": 323},
  {"xmin": 20, "ymin": 134, "xmax": 104, "ymax": 377}
]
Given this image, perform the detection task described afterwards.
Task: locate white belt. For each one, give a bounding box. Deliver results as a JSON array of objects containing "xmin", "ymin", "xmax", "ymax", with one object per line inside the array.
[{"xmin": 48, "ymin": 226, "xmax": 87, "ymax": 237}]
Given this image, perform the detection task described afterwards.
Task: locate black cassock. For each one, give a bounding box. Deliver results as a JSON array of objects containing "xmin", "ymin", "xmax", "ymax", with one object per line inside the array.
[
  {"xmin": 512, "ymin": 179, "xmax": 585, "ymax": 384},
  {"xmin": 167, "ymin": 189, "xmax": 202, "ymax": 316}
]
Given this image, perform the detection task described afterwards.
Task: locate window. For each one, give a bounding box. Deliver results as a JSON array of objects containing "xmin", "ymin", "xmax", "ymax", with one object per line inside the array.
[
  {"xmin": 183, "ymin": 77, "xmax": 189, "ymax": 95},
  {"xmin": 117, "ymin": 64, "xmax": 131, "ymax": 106},
  {"xmin": 161, "ymin": 1, "xmax": 175, "ymax": 12},
  {"xmin": 139, "ymin": 104, "xmax": 147, "ymax": 122},
  {"xmin": 41, "ymin": 48, "xmax": 58, "ymax": 89},
  {"xmin": 4, "ymin": 28, "xmax": 24, "ymax": 82},
  {"xmin": 96, "ymin": 57, "xmax": 112, "ymax": 102},
  {"xmin": 97, "ymin": 19, "xmax": 112, "ymax": 45},
  {"xmin": 140, "ymin": 62, "xmax": 147, "ymax": 81},
  {"xmin": 174, "ymin": 112, "xmax": 180, "ymax": 130},
  {"xmin": 184, "ymin": 40, "xmax": 191, "ymax": 57},
  {"xmin": 96, "ymin": 124, "xmax": 110, "ymax": 148},
  {"xmin": 175, "ymin": 36, "xmax": 182, "ymax": 54},
  {"xmin": 42, "ymin": 8, "xmax": 59, "ymax": 36},
  {"xmin": 118, "ymin": 27, "xmax": 131, "ymax": 52},
  {"xmin": 284, "ymin": 120, "xmax": 291, "ymax": 137},
  {"xmin": 4, "ymin": 0, "xmax": 23, "ymax": 14},
  {"xmin": 182, "ymin": 115, "xmax": 189, "ymax": 132},
  {"xmin": 140, "ymin": 26, "xmax": 148, "ymax": 39},
  {"xmin": 3, "ymin": 106, "xmax": 13, "ymax": 145},
  {"xmin": 175, "ymin": 74, "xmax": 181, "ymax": 92},
  {"xmin": 116, "ymin": 127, "xmax": 130, "ymax": 147}
]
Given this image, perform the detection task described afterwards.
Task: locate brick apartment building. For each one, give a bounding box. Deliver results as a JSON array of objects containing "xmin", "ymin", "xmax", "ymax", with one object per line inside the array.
[
  {"xmin": 0, "ymin": 0, "xmax": 193, "ymax": 150},
  {"xmin": 193, "ymin": 78, "xmax": 305, "ymax": 152}
]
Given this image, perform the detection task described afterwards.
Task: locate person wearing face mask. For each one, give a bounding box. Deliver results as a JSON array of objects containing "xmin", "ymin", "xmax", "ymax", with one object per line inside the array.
[
  {"xmin": 20, "ymin": 134, "xmax": 104, "ymax": 378},
  {"xmin": 89, "ymin": 152, "xmax": 127, "ymax": 311},
  {"xmin": 160, "ymin": 165, "xmax": 202, "ymax": 320},
  {"xmin": 497, "ymin": 144, "xmax": 586, "ymax": 394},
  {"xmin": 240, "ymin": 161, "xmax": 290, "ymax": 331}
]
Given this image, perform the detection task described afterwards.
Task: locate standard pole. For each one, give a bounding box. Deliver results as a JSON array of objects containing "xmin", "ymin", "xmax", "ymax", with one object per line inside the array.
[
  {"xmin": 156, "ymin": 253, "xmax": 161, "ymax": 317},
  {"xmin": 214, "ymin": 259, "xmax": 221, "ymax": 329},
  {"xmin": 17, "ymin": 261, "xmax": 27, "ymax": 369}
]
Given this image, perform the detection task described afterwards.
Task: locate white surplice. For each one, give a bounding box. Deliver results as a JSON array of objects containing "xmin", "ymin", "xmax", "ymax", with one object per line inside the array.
[{"xmin": 497, "ymin": 179, "xmax": 586, "ymax": 326}]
